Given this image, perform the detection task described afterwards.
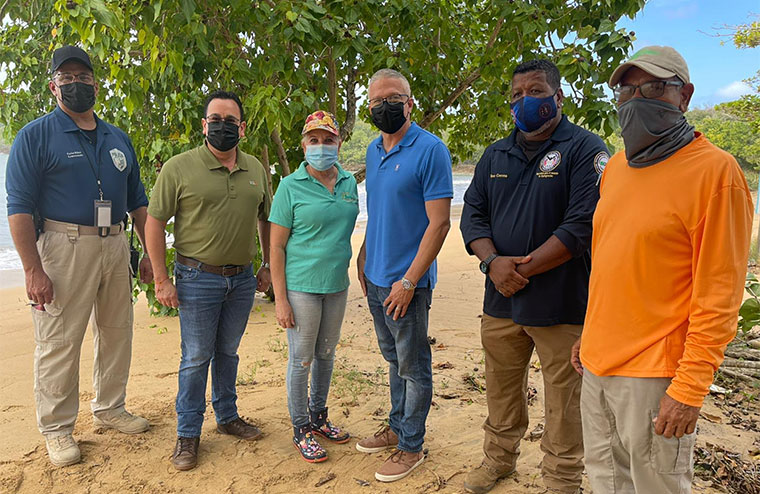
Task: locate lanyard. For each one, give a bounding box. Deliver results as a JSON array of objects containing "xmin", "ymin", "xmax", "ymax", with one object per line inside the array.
[{"xmin": 76, "ymin": 132, "xmax": 104, "ymax": 200}]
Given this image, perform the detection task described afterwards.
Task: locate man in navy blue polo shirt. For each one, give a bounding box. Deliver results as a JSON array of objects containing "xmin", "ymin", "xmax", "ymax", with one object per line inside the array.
[
  {"xmin": 5, "ymin": 45, "xmax": 152, "ymax": 467},
  {"xmin": 354, "ymin": 69, "xmax": 453, "ymax": 482},
  {"xmin": 460, "ymin": 59, "xmax": 608, "ymax": 494}
]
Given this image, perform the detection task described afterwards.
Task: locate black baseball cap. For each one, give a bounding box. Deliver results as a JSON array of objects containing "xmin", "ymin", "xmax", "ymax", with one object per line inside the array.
[{"xmin": 50, "ymin": 45, "xmax": 93, "ymax": 72}]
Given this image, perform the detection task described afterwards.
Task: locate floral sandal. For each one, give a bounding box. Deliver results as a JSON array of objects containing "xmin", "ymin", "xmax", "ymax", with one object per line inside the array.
[
  {"xmin": 293, "ymin": 425, "xmax": 327, "ymax": 463},
  {"xmin": 310, "ymin": 408, "xmax": 350, "ymax": 444}
]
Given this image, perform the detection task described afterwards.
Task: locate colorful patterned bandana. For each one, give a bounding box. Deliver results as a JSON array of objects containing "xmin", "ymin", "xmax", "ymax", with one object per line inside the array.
[{"xmin": 302, "ymin": 110, "xmax": 340, "ymax": 136}]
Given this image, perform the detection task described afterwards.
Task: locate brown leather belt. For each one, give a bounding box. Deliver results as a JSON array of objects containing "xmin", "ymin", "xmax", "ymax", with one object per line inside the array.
[{"xmin": 176, "ymin": 253, "xmax": 251, "ymax": 277}]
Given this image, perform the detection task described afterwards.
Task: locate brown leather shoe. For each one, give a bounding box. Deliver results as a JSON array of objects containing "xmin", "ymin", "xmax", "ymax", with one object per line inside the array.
[
  {"xmin": 171, "ymin": 436, "xmax": 199, "ymax": 471},
  {"xmin": 216, "ymin": 417, "xmax": 263, "ymax": 440},
  {"xmin": 375, "ymin": 449, "xmax": 426, "ymax": 482},
  {"xmin": 356, "ymin": 425, "xmax": 399, "ymax": 453}
]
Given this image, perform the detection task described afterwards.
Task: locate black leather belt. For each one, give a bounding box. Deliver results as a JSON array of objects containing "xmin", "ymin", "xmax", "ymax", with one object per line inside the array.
[{"xmin": 176, "ymin": 253, "xmax": 251, "ymax": 277}]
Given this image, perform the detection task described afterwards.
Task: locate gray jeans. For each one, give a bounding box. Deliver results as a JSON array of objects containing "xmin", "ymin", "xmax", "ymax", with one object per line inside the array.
[
  {"xmin": 581, "ymin": 370, "xmax": 696, "ymax": 494},
  {"xmin": 285, "ymin": 289, "xmax": 348, "ymax": 427}
]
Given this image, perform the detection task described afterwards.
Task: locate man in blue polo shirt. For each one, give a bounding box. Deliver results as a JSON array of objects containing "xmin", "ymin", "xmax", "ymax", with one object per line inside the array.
[
  {"xmin": 355, "ymin": 68, "xmax": 453, "ymax": 482},
  {"xmin": 460, "ymin": 59, "xmax": 608, "ymax": 494},
  {"xmin": 5, "ymin": 45, "xmax": 152, "ymax": 468}
]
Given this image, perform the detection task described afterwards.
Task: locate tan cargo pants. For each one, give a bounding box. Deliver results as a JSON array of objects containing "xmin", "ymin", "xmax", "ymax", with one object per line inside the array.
[
  {"xmin": 480, "ymin": 315, "xmax": 584, "ymax": 493},
  {"xmin": 581, "ymin": 370, "xmax": 696, "ymax": 493},
  {"xmin": 32, "ymin": 222, "xmax": 134, "ymax": 436}
]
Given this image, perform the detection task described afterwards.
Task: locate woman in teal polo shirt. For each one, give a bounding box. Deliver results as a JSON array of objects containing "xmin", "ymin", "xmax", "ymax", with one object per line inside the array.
[{"xmin": 269, "ymin": 110, "xmax": 359, "ymax": 462}]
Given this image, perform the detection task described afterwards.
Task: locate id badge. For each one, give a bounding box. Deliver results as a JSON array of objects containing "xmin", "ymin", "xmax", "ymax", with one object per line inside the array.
[{"xmin": 94, "ymin": 200, "xmax": 112, "ymax": 228}]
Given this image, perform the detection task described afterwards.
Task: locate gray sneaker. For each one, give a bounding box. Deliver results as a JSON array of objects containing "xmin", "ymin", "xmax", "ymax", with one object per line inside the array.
[
  {"xmin": 93, "ymin": 409, "xmax": 150, "ymax": 434},
  {"xmin": 45, "ymin": 433, "xmax": 81, "ymax": 467}
]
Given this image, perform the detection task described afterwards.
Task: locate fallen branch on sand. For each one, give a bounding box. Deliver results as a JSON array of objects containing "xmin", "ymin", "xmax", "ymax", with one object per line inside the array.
[{"xmin": 694, "ymin": 443, "xmax": 760, "ymax": 494}]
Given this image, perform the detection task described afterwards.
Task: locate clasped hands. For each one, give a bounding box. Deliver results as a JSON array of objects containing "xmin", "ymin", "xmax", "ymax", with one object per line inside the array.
[{"xmin": 489, "ymin": 255, "xmax": 532, "ymax": 298}]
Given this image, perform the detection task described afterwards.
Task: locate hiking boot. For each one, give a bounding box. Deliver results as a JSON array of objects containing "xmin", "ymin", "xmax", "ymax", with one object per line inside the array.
[
  {"xmin": 356, "ymin": 424, "xmax": 399, "ymax": 453},
  {"xmin": 539, "ymin": 488, "xmax": 582, "ymax": 494},
  {"xmin": 171, "ymin": 436, "xmax": 199, "ymax": 471},
  {"xmin": 293, "ymin": 424, "xmax": 328, "ymax": 463},
  {"xmin": 217, "ymin": 417, "xmax": 263, "ymax": 440},
  {"xmin": 464, "ymin": 460, "xmax": 516, "ymax": 493},
  {"xmin": 375, "ymin": 448, "xmax": 426, "ymax": 482},
  {"xmin": 93, "ymin": 409, "xmax": 150, "ymax": 434},
  {"xmin": 45, "ymin": 433, "xmax": 81, "ymax": 467},
  {"xmin": 310, "ymin": 408, "xmax": 350, "ymax": 444}
]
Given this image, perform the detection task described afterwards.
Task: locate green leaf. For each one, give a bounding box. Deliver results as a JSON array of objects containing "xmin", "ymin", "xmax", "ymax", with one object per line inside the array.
[{"xmin": 181, "ymin": 0, "xmax": 196, "ymax": 23}]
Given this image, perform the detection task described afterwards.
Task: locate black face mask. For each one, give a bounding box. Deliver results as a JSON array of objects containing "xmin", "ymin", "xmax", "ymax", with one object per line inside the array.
[
  {"xmin": 206, "ymin": 120, "xmax": 240, "ymax": 152},
  {"xmin": 58, "ymin": 82, "xmax": 95, "ymax": 113},
  {"xmin": 370, "ymin": 101, "xmax": 407, "ymax": 134}
]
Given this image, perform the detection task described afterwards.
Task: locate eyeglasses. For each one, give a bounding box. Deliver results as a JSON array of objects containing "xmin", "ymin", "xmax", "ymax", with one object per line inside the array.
[
  {"xmin": 54, "ymin": 72, "xmax": 94, "ymax": 85},
  {"xmin": 368, "ymin": 93, "xmax": 409, "ymax": 109},
  {"xmin": 614, "ymin": 80, "xmax": 684, "ymax": 103},
  {"xmin": 205, "ymin": 114, "xmax": 241, "ymax": 126}
]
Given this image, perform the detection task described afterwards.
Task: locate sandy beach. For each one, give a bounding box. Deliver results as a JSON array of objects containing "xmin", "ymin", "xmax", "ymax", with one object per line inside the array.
[{"xmin": 0, "ymin": 220, "xmax": 756, "ymax": 494}]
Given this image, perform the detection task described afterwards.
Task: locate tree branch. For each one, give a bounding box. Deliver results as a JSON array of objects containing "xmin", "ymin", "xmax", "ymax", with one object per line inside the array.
[
  {"xmin": 270, "ymin": 128, "xmax": 290, "ymax": 176},
  {"xmin": 419, "ymin": 17, "xmax": 505, "ymax": 129},
  {"xmin": 260, "ymin": 143, "xmax": 273, "ymax": 193},
  {"xmin": 419, "ymin": 70, "xmax": 482, "ymax": 129},
  {"xmin": 327, "ymin": 47, "xmax": 337, "ymax": 115}
]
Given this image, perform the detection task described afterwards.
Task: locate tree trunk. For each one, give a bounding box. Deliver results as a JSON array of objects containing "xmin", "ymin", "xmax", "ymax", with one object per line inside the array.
[
  {"xmin": 271, "ymin": 128, "xmax": 290, "ymax": 176},
  {"xmin": 340, "ymin": 66, "xmax": 358, "ymax": 141},
  {"xmin": 327, "ymin": 47, "xmax": 338, "ymax": 117}
]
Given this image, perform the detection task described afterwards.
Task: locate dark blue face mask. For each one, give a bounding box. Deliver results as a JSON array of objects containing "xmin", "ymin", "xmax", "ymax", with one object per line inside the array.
[{"xmin": 510, "ymin": 91, "xmax": 558, "ymax": 133}]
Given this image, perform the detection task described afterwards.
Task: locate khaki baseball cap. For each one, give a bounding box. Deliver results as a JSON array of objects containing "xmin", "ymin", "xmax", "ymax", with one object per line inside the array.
[{"xmin": 608, "ymin": 45, "xmax": 690, "ymax": 87}]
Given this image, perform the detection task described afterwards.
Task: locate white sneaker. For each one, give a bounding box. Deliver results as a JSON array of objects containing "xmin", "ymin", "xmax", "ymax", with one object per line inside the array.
[
  {"xmin": 93, "ymin": 409, "xmax": 150, "ymax": 434},
  {"xmin": 45, "ymin": 433, "xmax": 81, "ymax": 467}
]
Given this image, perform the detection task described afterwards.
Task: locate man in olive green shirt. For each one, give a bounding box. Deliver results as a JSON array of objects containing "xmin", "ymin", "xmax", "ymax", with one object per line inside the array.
[{"xmin": 145, "ymin": 90, "xmax": 272, "ymax": 471}]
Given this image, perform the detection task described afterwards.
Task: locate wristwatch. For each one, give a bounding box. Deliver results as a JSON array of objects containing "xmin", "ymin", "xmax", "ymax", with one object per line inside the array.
[
  {"xmin": 479, "ymin": 253, "xmax": 499, "ymax": 274},
  {"xmin": 401, "ymin": 277, "xmax": 416, "ymax": 291},
  {"xmin": 260, "ymin": 262, "xmax": 270, "ymax": 269}
]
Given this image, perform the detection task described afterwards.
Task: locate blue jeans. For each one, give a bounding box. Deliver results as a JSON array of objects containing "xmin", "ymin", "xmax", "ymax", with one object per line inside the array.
[
  {"xmin": 285, "ymin": 289, "xmax": 348, "ymax": 427},
  {"xmin": 366, "ymin": 279, "xmax": 433, "ymax": 453},
  {"xmin": 174, "ymin": 262, "xmax": 256, "ymax": 438}
]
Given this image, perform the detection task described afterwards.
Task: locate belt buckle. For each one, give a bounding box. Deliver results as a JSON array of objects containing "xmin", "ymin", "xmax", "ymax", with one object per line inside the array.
[
  {"xmin": 222, "ymin": 266, "xmax": 237, "ymax": 277},
  {"xmin": 98, "ymin": 226, "xmax": 110, "ymax": 238},
  {"xmin": 66, "ymin": 225, "xmax": 79, "ymax": 243}
]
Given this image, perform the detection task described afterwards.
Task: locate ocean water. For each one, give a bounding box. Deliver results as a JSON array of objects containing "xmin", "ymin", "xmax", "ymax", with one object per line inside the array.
[
  {"xmin": 0, "ymin": 153, "xmax": 472, "ymax": 271},
  {"xmin": 0, "ymin": 153, "xmax": 20, "ymax": 271}
]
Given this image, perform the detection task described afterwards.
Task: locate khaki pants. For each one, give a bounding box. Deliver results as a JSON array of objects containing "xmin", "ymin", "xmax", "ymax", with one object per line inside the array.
[
  {"xmin": 480, "ymin": 315, "xmax": 583, "ymax": 492},
  {"xmin": 32, "ymin": 225, "xmax": 134, "ymax": 436},
  {"xmin": 581, "ymin": 370, "xmax": 695, "ymax": 494}
]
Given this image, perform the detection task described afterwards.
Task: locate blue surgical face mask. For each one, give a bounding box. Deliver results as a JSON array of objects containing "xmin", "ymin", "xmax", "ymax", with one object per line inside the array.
[
  {"xmin": 510, "ymin": 91, "xmax": 558, "ymax": 133},
  {"xmin": 304, "ymin": 144, "xmax": 339, "ymax": 171}
]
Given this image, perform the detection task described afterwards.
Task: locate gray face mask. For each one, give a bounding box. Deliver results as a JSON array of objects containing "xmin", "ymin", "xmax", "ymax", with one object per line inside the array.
[{"xmin": 618, "ymin": 98, "xmax": 695, "ymax": 168}]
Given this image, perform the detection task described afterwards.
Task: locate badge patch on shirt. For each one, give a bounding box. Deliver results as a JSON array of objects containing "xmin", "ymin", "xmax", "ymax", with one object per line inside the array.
[
  {"xmin": 593, "ymin": 151, "xmax": 609, "ymax": 175},
  {"xmin": 341, "ymin": 192, "xmax": 358, "ymax": 203},
  {"xmin": 394, "ymin": 164, "xmax": 401, "ymax": 172},
  {"xmin": 537, "ymin": 150, "xmax": 561, "ymax": 178},
  {"xmin": 109, "ymin": 148, "xmax": 127, "ymax": 172},
  {"xmin": 249, "ymin": 180, "xmax": 257, "ymax": 186}
]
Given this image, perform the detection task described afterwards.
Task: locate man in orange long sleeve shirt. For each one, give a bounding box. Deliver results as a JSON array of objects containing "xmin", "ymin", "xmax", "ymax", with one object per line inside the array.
[{"xmin": 571, "ymin": 46, "xmax": 753, "ymax": 493}]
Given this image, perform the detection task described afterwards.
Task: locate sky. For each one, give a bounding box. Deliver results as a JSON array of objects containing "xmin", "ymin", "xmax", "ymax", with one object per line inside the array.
[{"xmin": 617, "ymin": 0, "xmax": 760, "ymax": 107}]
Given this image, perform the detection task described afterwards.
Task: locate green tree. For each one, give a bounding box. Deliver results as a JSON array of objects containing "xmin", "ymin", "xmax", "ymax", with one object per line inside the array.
[
  {"xmin": 1, "ymin": 0, "xmax": 644, "ymax": 180},
  {"xmin": 0, "ymin": 0, "xmax": 645, "ymax": 311},
  {"xmin": 338, "ymin": 120, "xmax": 376, "ymax": 168},
  {"xmin": 687, "ymin": 109, "xmax": 760, "ymax": 169},
  {"xmin": 715, "ymin": 18, "xmax": 760, "ymax": 132}
]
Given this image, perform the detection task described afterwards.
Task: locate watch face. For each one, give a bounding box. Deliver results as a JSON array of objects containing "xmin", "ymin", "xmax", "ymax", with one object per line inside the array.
[
  {"xmin": 402, "ymin": 279, "xmax": 413, "ymax": 290},
  {"xmin": 479, "ymin": 261, "xmax": 488, "ymax": 274}
]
